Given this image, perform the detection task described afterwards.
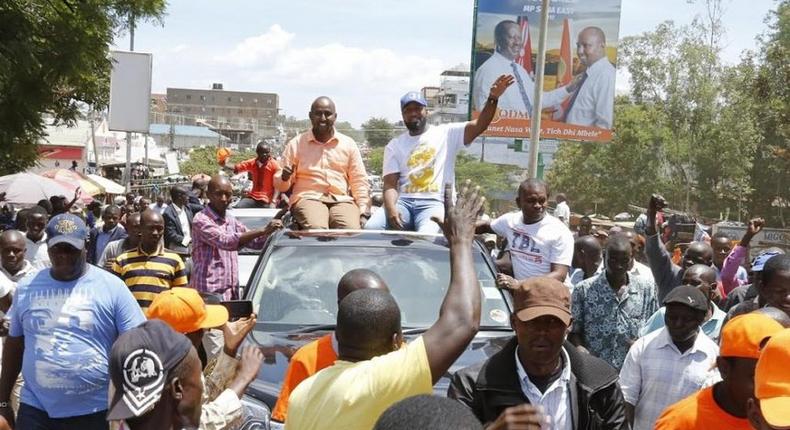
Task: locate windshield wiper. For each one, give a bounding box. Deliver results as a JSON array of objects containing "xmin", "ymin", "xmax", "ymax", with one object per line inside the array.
[{"xmin": 287, "ymin": 324, "xmax": 336, "ymax": 334}]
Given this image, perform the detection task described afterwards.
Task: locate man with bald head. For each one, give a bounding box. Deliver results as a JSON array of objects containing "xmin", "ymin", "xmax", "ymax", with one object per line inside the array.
[
  {"xmin": 191, "ymin": 175, "xmax": 283, "ymax": 300},
  {"xmin": 275, "ymin": 97, "xmax": 369, "ymax": 230},
  {"xmin": 111, "ymin": 210, "xmax": 187, "ymax": 311},
  {"xmin": 570, "ymin": 235, "xmax": 602, "ymax": 286},
  {"xmin": 0, "ymin": 230, "xmax": 34, "ymax": 314},
  {"xmin": 272, "ymin": 268, "xmax": 390, "ymax": 422},
  {"xmin": 645, "ymin": 194, "xmax": 714, "ymax": 302},
  {"xmin": 640, "ymin": 264, "xmax": 728, "ymax": 342},
  {"xmin": 561, "ymin": 26, "xmax": 616, "ymax": 128}
]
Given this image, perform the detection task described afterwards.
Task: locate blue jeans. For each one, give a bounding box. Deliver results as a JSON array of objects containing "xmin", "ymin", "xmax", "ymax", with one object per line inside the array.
[
  {"xmin": 365, "ymin": 197, "xmax": 444, "ymax": 234},
  {"xmin": 17, "ymin": 403, "xmax": 109, "ymax": 430}
]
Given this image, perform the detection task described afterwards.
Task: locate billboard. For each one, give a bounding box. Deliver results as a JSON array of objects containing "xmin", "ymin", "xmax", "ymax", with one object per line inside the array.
[
  {"xmin": 108, "ymin": 51, "xmax": 153, "ymax": 133},
  {"xmin": 471, "ymin": 0, "xmax": 622, "ymax": 142}
]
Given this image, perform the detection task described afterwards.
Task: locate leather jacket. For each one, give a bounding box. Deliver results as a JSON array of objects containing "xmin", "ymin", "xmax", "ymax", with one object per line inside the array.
[{"xmin": 448, "ymin": 338, "xmax": 629, "ymax": 429}]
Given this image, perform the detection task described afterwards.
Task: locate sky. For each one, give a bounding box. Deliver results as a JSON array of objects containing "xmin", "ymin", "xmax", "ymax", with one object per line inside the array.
[{"xmin": 115, "ymin": 0, "xmax": 779, "ymax": 127}]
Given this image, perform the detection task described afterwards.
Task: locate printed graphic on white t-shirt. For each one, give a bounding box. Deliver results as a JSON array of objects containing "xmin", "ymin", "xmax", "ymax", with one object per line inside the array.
[
  {"xmin": 383, "ymin": 123, "xmax": 465, "ymax": 201},
  {"xmin": 490, "ymin": 211, "xmax": 574, "ymax": 280}
]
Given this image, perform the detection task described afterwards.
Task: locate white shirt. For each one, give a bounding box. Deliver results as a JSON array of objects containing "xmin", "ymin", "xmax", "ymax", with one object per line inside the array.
[
  {"xmin": 619, "ymin": 328, "xmax": 720, "ymax": 430},
  {"xmin": 24, "ymin": 234, "xmax": 50, "ymax": 270},
  {"xmin": 564, "ymin": 57, "xmax": 616, "ymax": 129},
  {"xmin": 515, "ymin": 346, "xmax": 572, "ymax": 430},
  {"xmin": 554, "ymin": 201, "xmax": 570, "ymax": 225},
  {"xmin": 0, "ymin": 260, "xmax": 35, "ymax": 298},
  {"xmin": 491, "ymin": 212, "xmax": 574, "ymax": 280},
  {"xmin": 474, "ymin": 51, "xmax": 569, "ymax": 115},
  {"xmin": 174, "ymin": 204, "xmax": 192, "ymax": 247},
  {"xmin": 152, "ymin": 203, "xmax": 168, "ymax": 215},
  {"xmin": 383, "ymin": 123, "xmax": 466, "ymax": 201}
]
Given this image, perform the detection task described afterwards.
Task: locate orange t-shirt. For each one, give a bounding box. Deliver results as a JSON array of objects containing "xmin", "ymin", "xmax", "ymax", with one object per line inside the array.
[
  {"xmin": 271, "ymin": 333, "xmax": 337, "ymax": 422},
  {"xmin": 654, "ymin": 386, "xmax": 751, "ymax": 430}
]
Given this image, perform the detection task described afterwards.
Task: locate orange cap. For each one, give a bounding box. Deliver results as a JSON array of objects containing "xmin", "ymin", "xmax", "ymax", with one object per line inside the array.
[
  {"xmin": 755, "ymin": 329, "xmax": 790, "ymax": 428},
  {"xmin": 216, "ymin": 147, "xmax": 232, "ymax": 164},
  {"xmin": 146, "ymin": 287, "xmax": 229, "ymax": 334},
  {"xmin": 720, "ymin": 313, "xmax": 784, "ymax": 359}
]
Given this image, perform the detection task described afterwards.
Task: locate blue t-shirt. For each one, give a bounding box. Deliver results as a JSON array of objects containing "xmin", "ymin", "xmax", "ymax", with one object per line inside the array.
[{"xmin": 9, "ymin": 265, "xmax": 145, "ymax": 417}]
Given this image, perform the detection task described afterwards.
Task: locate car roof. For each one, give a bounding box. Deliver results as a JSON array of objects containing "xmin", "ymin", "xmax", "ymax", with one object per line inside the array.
[
  {"xmin": 227, "ymin": 208, "xmax": 281, "ymax": 218},
  {"xmin": 269, "ymin": 229, "xmax": 458, "ymax": 250}
]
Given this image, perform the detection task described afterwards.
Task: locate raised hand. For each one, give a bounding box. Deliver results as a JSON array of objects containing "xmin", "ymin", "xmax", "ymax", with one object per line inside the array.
[
  {"xmin": 741, "ymin": 217, "xmax": 765, "ymax": 246},
  {"xmin": 488, "ymin": 75, "xmax": 515, "ymax": 100},
  {"xmin": 222, "ymin": 314, "xmax": 257, "ymax": 357},
  {"xmin": 432, "ymin": 180, "xmax": 485, "ymax": 243}
]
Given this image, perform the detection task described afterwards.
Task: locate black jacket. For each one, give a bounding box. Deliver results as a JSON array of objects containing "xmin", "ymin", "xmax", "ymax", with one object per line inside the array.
[
  {"xmin": 87, "ymin": 225, "xmax": 127, "ymax": 265},
  {"xmin": 163, "ymin": 204, "xmax": 194, "ymax": 254},
  {"xmin": 448, "ymin": 338, "xmax": 629, "ymax": 430}
]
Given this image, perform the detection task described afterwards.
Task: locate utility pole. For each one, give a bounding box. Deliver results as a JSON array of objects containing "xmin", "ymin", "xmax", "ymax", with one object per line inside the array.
[
  {"xmin": 527, "ymin": 0, "xmax": 551, "ymax": 178},
  {"xmin": 124, "ymin": 11, "xmax": 135, "ymax": 192}
]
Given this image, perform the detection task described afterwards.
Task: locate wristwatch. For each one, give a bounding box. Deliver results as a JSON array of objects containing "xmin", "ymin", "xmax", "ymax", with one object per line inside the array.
[{"xmin": 0, "ymin": 401, "xmax": 10, "ymax": 408}]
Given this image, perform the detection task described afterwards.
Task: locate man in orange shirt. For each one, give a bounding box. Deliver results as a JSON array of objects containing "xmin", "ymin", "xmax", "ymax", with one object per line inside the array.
[
  {"xmin": 274, "ymin": 97, "xmax": 369, "ymax": 229},
  {"xmin": 655, "ymin": 313, "xmax": 784, "ymax": 429},
  {"xmin": 221, "ymin": 141, "xmax": 280, "ymax": 208},
  {"xmin": 271, "ymin": 268, "xmax": 389, "ymax": 422},
  {"xmin": 747, "ymin": 328, "xmax": 790, "ymax": 430}
]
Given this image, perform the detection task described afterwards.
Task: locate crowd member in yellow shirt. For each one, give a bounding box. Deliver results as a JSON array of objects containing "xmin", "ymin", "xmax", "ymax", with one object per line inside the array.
[{"xmin": 285, "ymin": 182, "xmax": 485, "ymax": 430}]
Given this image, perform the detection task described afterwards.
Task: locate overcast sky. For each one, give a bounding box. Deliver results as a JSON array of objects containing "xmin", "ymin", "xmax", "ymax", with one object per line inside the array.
[{"xmin": 116, "ymin": 0, "xmax": 779, "ymax": 127}]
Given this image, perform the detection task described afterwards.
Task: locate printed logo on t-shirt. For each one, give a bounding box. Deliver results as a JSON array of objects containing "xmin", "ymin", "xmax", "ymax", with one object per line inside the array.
[
  {"xmin": 511, "ymin": 231, "xmax": 543, "ymax": 264},
  {"xmin": 405, "ymin": 143, "xmax": 439, "ymax": 193}
]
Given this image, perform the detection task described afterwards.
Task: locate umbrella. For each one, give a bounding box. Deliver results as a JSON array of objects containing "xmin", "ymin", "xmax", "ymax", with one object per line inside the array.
[
  {"xmin": 0, "ymin": 173, "xmax": 87, "ymax": 205},
  {"xmin": 87, "ymin": 174, "xmax": 126, "ymax": 195},
  {"xmin": 40, "ymin": 169, "xmax": 103, "ymax": 196}
]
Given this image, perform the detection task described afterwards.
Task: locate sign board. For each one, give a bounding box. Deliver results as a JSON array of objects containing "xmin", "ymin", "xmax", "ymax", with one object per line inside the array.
[
  {"xmin": 165, "ymin": 152, "xmax": 180, "ymax": 175},
  {"xmin": 712, "ymin": 225, "xmax": 790, "ymax": 260},
  {"xmin": 108, "ymin": 51, "xmax": 153, "ymax": 133},
  {"xmin": 470, "ymin": 0, "xmax": 623, "ymax": 142}
]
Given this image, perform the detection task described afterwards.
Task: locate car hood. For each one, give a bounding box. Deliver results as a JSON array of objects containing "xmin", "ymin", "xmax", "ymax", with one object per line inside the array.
[{"xmin": 244, "ymin": 328, "xmax": 513, "ymax": 413}]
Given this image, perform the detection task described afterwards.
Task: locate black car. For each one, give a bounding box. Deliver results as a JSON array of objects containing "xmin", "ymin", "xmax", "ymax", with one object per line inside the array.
[{"xmin": 236, "ymin": 229, "xmax": 514, "ymax": 429}]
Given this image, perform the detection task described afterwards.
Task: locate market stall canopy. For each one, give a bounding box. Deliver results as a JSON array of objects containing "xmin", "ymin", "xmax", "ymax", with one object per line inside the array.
[
  {"xmin": 40, "ymin": 169, "xmax": 103, "ymax": 196},
  {"xmin": 0, "ymin": 173, "xmax": 92, "ymax": 205},
  {"xmin": 86, "ymin": 174, "xmax": 125, "ymax": 194}
]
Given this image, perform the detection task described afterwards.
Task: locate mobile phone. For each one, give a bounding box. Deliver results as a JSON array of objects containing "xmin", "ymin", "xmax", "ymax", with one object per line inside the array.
[{"xmin": 220, "ymin": 300, "xmax": 253, "ymax": 321}]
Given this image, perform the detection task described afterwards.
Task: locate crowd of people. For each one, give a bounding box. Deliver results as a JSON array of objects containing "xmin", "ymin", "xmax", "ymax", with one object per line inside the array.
[{"xmin": 0, "ymin": 71, "xmax": 787, "ymax": 430}]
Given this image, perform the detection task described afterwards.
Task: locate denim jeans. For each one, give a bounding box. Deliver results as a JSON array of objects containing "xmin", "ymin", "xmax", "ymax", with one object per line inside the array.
[
  {"xmin": 17, "ymin": 403, "xmax": 109, "ymax": 430},
  {"xmin": 365, "ymin": 197, "xmax": 444, "ymax": 234}
]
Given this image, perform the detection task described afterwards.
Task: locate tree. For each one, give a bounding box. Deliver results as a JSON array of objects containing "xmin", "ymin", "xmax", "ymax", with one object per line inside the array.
[
  {"xmin": 365, "ymin": 147, "xmax": 385, "ymax": 175},
  {"xmin": 362, "ymin": 117, "xmax": 396, "ymax": 147},
  {"xmin": 179, "ymin": 147, "xmax": 256, "ymax": 177},
  {"xmin": 455, "ymin": 153, "xmax": 520, "ymax": 210},
  {"xmin": 0, "ymin": 0, "xmax": 167, "ymax": 175}
]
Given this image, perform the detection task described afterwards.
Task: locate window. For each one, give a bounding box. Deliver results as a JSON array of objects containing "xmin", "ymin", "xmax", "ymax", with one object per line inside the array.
[
  {"xmin": 239, "ymin": 97, "xmax": 244, "ymax": 103},
  {"xmin": 186, "ymin": 94, "xmax": 192, "ymax": 100},
  {"xmin": 238, "ymin": 109, "xmax": 244, "ymax": 114},
  {"xmin": 200, "ymin": 95, "xmax": 206, "ymax": 101},
  {"xmin": 267, "ymin": 99, "xmax": 272, "ymax": 104},
  {"xmin": 253, "ymin": 98, "xmax": 259, "ymax": 104},
  {"xmin": 227, "ymin": 97, "xmax": 233, "ymax": 102}
]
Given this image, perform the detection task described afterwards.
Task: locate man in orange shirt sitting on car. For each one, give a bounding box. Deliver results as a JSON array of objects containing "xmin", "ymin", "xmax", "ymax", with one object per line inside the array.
[
  {"xmin": 220, "ymin": 141, "xmax": 280, "ymax": 208},
  {"xmin": 271, "ymin": 269, "xmax": 390, "ymax": 422}
]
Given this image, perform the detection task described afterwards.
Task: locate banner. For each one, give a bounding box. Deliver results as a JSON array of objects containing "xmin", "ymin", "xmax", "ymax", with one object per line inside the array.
[{"xmin": 471, "ymin": 0, "xmax": 623, "ymax": 142}]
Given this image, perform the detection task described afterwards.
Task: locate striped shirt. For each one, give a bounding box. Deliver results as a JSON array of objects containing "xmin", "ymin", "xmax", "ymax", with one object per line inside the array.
[
  {"xmin": 190, "ymin": 205, "xmax": 268, "ymax": 300},
  {"xmin": 112, "ymin": 245, "xmax": 188, "ymax": 310}
]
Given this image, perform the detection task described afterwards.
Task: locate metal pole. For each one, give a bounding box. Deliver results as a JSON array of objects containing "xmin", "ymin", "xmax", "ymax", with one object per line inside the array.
[
  {"xmin": 124, "ymin": 12, "xmax": 135, "ymax": 192},
  {"xmin": 528, "ymin": 0, "xmax": 551, "ymax": 178}
]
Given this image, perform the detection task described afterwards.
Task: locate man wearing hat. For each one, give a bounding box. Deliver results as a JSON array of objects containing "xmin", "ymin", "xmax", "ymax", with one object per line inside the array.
[
  {"xmin": 655, "ymin": 313, "xmax": 784, "ymax": 429},
  {"xmin": 0, "ymin": 213, "xmax": 145, "ymax": 429},
  {"xmin": 107, "ymin": 319, "xmax": 203, "ymax": 430},
  {"xmin": 619, "ymin": 285, "xmax": 720, "ymax": 430},
  {"xmin": 364, "ymin": 75, "xmax": 514, "ymax": 233},
  {"xmin": 449, "ymin": 277, "xmax": 628, "ymax": 429},
  {"xmin": 747, "ymin": 328, "xmax": 790, "ymax": 430},
  {"xmin": 146, "ymin": 287, "xmax": 263, "ymax": 430}
]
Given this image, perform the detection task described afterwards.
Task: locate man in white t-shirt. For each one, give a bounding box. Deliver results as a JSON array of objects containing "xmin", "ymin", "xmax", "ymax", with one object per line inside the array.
[
  {"xmin": 476, "ymin": 179, "xmax": 574, "ymax": 285},
  {"xmin": 554, "ymin": 193, "xmax": 570, "ymax": 226},
  {"xmin": 365, "ymin": 75, "xmax": 514, "ymax": 233}
]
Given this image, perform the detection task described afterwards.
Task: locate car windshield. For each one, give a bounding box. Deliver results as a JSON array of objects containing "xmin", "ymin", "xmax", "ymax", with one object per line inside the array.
[
  {"xmin": 250, "ymin": 244, "xmax": 511, "ymax": 331},
  {"xmin": 236, "ymin": 216, "xmax": 273, "ymax": 254}
]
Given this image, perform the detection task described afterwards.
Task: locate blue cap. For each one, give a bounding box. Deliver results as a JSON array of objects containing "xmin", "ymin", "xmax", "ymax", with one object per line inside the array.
[
  {"xmin": 46, "ymin": 213, "xmax": 89, "ymax": 249},
  {"xmin": 752, "ymin": 251, "xmax": 782, "ymax": 272},
  {"xmin": 400, "ymin": 91, "xmax": 427, "ymax": 110}
]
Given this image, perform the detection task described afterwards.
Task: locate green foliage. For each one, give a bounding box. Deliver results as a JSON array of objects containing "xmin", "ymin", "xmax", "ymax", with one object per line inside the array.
[
  {"xmin": 362, "ymin": 117, "xmax": 396, "ymax": 147},
  {"xmin": 0, "ymin": 0, "xmax": 167, "ymax": 175},
  {"xmin": 365, "ymin": 147, "xmax": 385, "ymax": 175},
  {"xmin": 455, "ymin": 153, "xmax": 520, "ymax": 208},
  {"xmin": 179, "ymin": 147, "xmax": 256, "ymax": 177}
]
